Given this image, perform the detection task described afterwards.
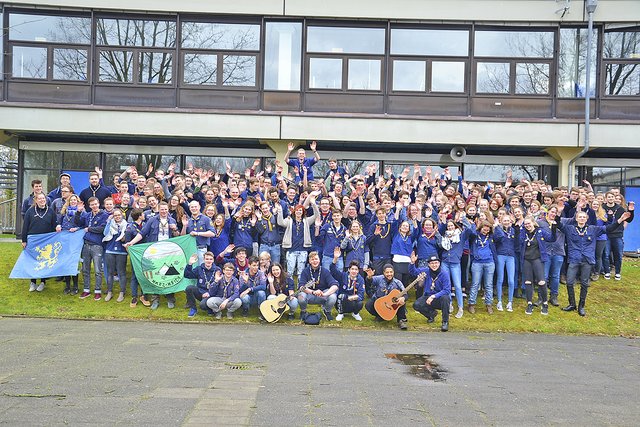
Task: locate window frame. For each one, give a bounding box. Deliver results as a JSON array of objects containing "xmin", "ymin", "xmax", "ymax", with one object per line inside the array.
[{"xmin": 601, "ymin": 26, "xmax": 640, "ymax": 98}]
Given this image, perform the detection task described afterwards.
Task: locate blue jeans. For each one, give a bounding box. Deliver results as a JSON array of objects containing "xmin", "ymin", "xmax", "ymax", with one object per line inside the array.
[
  {"xmin": 240, "ymin": 290, "xmax": 267, "ymax": 311},
  {"xmin": 544, "ymin": 254, "xmax": 564, "ymax": 297},
  {"xmin": 259, "ymin": 243, "xmax": 281, "ymax": 265},
  {"xmin": 441, "ymin": 261, "xmax": 462, "ymax": 309},
  {"xmin": 81, "ymin": 242, "xmax": 103, "ymax": 293},
  {"xmin": 322, "ymin": 255, "xmax": 343, "ymax": 272},
  {"xmin": 298, "ymin": 292, "xmax": 337, "ymax": 313},
  {"xmin": 607, "ymin": 237, "xmax": 624, "ymax": 275},
  {"xmin": 469, "ymin": 261, "xmax": 495, "ymax": 305},
  {"xmin": 496, "ymin": 254, "xmax": 515, "ymax": 303},
  {"xmin": 286, "ymin": 250, "xmax": 307, "ymax": 276}
]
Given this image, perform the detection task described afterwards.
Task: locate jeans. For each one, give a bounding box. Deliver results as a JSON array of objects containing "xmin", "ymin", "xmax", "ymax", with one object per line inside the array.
[
  {"xmin": 267, "ymin": 294, "xmax": 298, "ymax": 313},
  {"xmin": 469, "ymin": 261, "xmax": 495, "ymax": 305},
  {"xmin": 82, "ymin": 242, "xmax": 103, "ymax": 293},
  {"xmin": 196, "ymin": 247, "xmax": 207, "ymax": 266},
  {"xmin": 259, "ymin": 243, "xmax": 281, "ymax": 265},
  {"xmin": 442, "ymin": 261, "xmax": 462, "ymax": 309},
  {"xmin": 567, "ymin": 262, "xmax": 592, "ymax": 289},
  {"xmin": 130, "ymin": 259, "xmax": 140, "ymax": 298},
  {"xmin": 336, "ymin": 294, "xmax": 363, "ymax": 314},
  {"xmin": 607, "ymin": 237, "xmax": 624, "ymax": 275},
  {"xmin": 240, "ymin": 290, "xmax": 267, "ymax": 311},
  {"xmin": 105, "ymin": 252, "xmax": 127, "ymax": 293},
  {"xmin": 206, "ymin": 297, "xmax": 242, "ymax": 313},
  {"xmin": 602, "ymin": 239, "xmax": 611, "ymax": 274},
  {"xmin": 413, "ymin": 294, "xmax": 450, "ymax": 323},
  {"xmin": 544, "ymin": 255, "xmax": 564, "ymax": 297},
  {"xmin": 594, "ymin": 240, "xmax": 607, "ymax": 275},
  {"xmin": 298, "ymin": 292, "xmax": 337, "ymax": 313},
  {"xmin": 322, "ymin": 255, "xmax": 343, "ymax": 272},
  {"xmin": 185, "ymin": 285, "xmax": 206, "ymax": 309},
  {"xmin": 286, "ymin": 250, "xmax": 308, "ymax": 276},
  {"xmin": 496, "ymin": 255, "xmax": 515, "ymax": 303}
]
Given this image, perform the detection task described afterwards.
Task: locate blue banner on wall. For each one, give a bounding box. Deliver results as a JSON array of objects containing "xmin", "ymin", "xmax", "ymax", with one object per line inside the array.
[
  {"xmin": 10, "ymin": 230, "xmax": 86, "ymax": 279},
  {"xmin": 623, "ymin": 187, "xmax": 640, "ymax": 253}
]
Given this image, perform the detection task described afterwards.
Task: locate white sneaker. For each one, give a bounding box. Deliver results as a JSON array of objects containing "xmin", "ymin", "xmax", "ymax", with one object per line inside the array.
[
  {"xmin": 615, "ymin": 274, "xmax": 621, "ymax": 281},
  {"xmin": 352, "ymin": 313, "xmax": 362, "ymax": 321},
  {"xmin": 496, "ymin": 301, "xmax": 503, "ymax": 311},
  {"xmin": 506, "ymin": 302, "xmax": 513, "ymax": 312},
  {"xmin": 29, "ymin": 282, "xmax": 37, "ymax": 292},
  {"xmin": 36, "ymin": 282, "xmax": 45, "ymax": 292},
  {"xmin": 335, "ymin": 313, "xmax": 344, "ymax": 321},
  {"xmin": 455, "ymin": 308, "xmax": 463, "ymax": 319},
  {"xmin": 449, "ymin": 303, "xmax": 454, "ymax": 313}
]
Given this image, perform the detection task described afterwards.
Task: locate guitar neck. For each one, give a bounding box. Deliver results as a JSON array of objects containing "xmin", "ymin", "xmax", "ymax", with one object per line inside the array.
[{"xmin": 398, "ymin": 275, "xmax": 425, "ymax": 298}]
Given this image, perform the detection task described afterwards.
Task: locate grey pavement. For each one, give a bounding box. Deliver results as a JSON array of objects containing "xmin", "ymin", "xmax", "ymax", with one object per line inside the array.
[{"xmin": 0, "ymin": 318, "xmax": 638, "ymax": 426}]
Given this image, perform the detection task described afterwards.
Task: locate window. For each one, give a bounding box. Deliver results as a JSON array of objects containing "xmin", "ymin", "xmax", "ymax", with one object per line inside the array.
[
  {"xmin": 181, "ymin": 22, "xmax": 260, "ymax": 88},
  {"xmin": 96, "ymin": 17, "xmax": 175, "ymax": 85},
  {"xmin": 184, "ymin": 156, "xmax": 254, "ymax": 174},
  {"xmin": 474, "ymin": 29, "xmax": 554, "ymax": 96},
  {"xmin": 306, "ymin": 26, "xmax": 385, "ymax": 92},
  {"xmin": 558, "ymin": 28, "xmax": 597, "ymax": 98},
  {"xmin": 8, "ymin": 12, "xmax": 90, "ymax": 82},
  {"xmin": 264, "ymin": 22, "xmax": 302, "ymax": 91},
  {"xmin": 463, "ymin": 165, "xmax": 539, "ymax": 183},
  {"xmin": 104, "ymin": 153, "xmax": 180, "ymax": 183},
  {"xmin": 390, "ymin": 28, "xmax": 468, "ymax": 94},
  {"xmin": 603, "ymin": 27, "xmax": 640, "ymax": 96}
]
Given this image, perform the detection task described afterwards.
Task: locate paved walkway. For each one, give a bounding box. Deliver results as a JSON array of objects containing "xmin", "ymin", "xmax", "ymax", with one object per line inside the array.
[{"xmin": 0, "ymin": 318, "xmax": 638, "ymax": 426}]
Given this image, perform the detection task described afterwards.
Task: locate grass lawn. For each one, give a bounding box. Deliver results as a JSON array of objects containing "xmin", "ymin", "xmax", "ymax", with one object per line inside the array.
[{"xmin": 1, "ymin": 241, "xmax": 638, "ymax": 337}]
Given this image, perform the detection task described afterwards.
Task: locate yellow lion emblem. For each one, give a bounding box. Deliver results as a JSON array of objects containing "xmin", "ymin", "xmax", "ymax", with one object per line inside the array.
[{"xmin": 34, "ymin": 242, "xmax": 62, "ymax": 271}]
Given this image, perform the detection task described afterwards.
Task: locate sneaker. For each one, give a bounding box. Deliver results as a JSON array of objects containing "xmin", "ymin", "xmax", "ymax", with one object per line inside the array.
[
  {"xmin": 591, "ymin": 274, "xmax": 599, "ymax": 282},
  {"xmin": 449, "ymin": 303, "xmax": 454, "ymax": 313},
  {"xmin": 139, "ymin": 295, "xmax": 151, "ymax": 307},
  {"xmin": 117, "ymin": 292, "xmax": 125, "ymax": 303},
  {"xmin": 188, "ymin": 308, "xmax": 197, "ymax": 318},
  {"xmin": 496, "ymin": 301, "xmax": 503, "ymax": 311},
  {"xmin": 63, "ymin": 287, "xmax": 71, "ymax": 295},
  {"xmin": 130, "ymin": 297, "xmax": 138, "ymax": 308},
  {"xmin": 226, "ymin": 311, "xmax": 234, "ymax": 319},
  {"xmin": 79, "ymin": 291, "xmax": 91, "ymax": 299},
  {"xmin": 104, "ymin": 292, "xmax": 113, "ymax": 302},
  {"xmin": 151, "ymin": 300, "xmax": 159, "ymax": 310},
  {"xmin": 94, "ymin": 293, "xmax": 102, "ymax": 301},
  {"xmin": 525, "ymin": 303, "xmax": 533, "ymax": 315},
  {"xmin": 71, "ymin": 288, "xmax": 79, "ymax": 295},
  {"xmin": 441, "ymin": 321, "xmax": 449, "ymax": 332},
  {"xmin": 541, "ymin": 304, "xmax": 549, "ymax": 315},
  {"xmin": 615, "ymin": 274, "xmax": 621, "ymax": 281},
  {"xmin": 36, "ymin": 282, "xmax": 45, "ymax": 292},
  {"xmin": 167, "ymin": 301, "xmax": 175, "ymax": 309},
  {"xmin": 323, "ymin": 310, "xmax": 334, "ymax": 321},
  {"xmin": 604, "ymin": 273, "xmax": 611, "ymax": 280},
  {"xmin": 486, "ymin": 304, "xmax": 494, "ymax": 314},
  {"xmin": 29, "ymin": 282, "xmax": 37, "ymax": 292},
  {"xmin": 398, "ymin": 319, "xmax": 408, "ymax": 330},
  {"xmin": 455, "ymin": 308, "xmax": 463, "ymax": 319},
  {"xmin": 335, "ymin": 313, "xmax": 344, "ymax": 321},
  {"xmin": 242, "ymin": 308, "xmax": 249, "ymax": 318},
  {"xmin": 288, "ymin": 313, "xmax": 295, "ymax": 320},
  {"xmin": 352, "ymin": 313, "xmax": 363, "ymax": 321},
  {"xmin": 506, "ymin": 302, "xmax": 513, "ymax": 312},
  {"xmin": 215, "ymin": 311, "xmax": 222, "ymax": 320}
]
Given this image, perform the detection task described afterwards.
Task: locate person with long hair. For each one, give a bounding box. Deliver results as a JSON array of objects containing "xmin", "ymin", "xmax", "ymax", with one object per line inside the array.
[
  {"xmin": 330, "ymin": 249, "xmax": 365, "ymax": 321},
  {"xmin": 340, "ymin": 219, "xmax": 369, "ymax": 270},
  {"xmin": 493, "ymin": 214, "xmax": 517, "ymax": 311},
  {"xmin": 438, "ymin": 214, "xmax": 473, "ymax": 319},
  {"xmin": 102, "ymin": 209, "xmax": 128, "ymax": 302},
  {"xmin": 266, "ymin": 263, "xmax": 298, "ymax": 320},
  {"xmin": 467, "ymin": 220, "xmax": 497, "ymax": 314},
  {"xmin": 56, "ymin": 194, "xmax": 82, "ymax": 294},
  {"xmin": 415, "ymin": 218, "xmax": 441, "ymax": 268},
  {"xmin": 209, "ymin": 212, "xmax": 232, "ymax": 259},
  {"xmin": 537, "ymin": 206, "xmax": 565, "ymax": 307},
  {"xmin": 603, "ymin": 191, "xmax": 634, "ymax": 280},
  {"xmin": 589, "ymin": 199, "xmax": 608, "ymax": 280}
]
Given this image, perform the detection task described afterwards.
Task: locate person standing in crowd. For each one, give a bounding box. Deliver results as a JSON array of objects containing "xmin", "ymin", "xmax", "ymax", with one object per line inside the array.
[
  {"xmin": 102, "ymin": 209, "xmax": 128, "ymax": 302},
  {"xmin": 493, "ymin": 215, "xmax": 517, "ymax": 311},
  {"xmin": 603, "ymin": 191, "xmax": 633, "ymax": 280},
  {"xmin": 77, "ymin": 197, "xmax": 109, "ymax": 300},
  {"xmin": 317, "ymin": 208, "xmax": 347, "ymax": 271},
  {"xmin": 467, "ymin": 220, "xmax": 497, "ymax": 314},
  {"xmin": 284, "ymin": 141, "xmax": 320, "ymax": 182},
  {"xmin": 79, "ymin": 169, "xmax": 111, "ymax": 207},
  {"xmin": 48, "ymin": 173, "xmax": 72, "ymax": 201},
  {"xmin": 123, "ymin": 209, "xmax": 151, "ymax": 308},
  {"xmin": 255, "ymin": 201, "xmax": 282, "ymax": 265},
  {"xmin": 537, "ymin": 206, "xmax": 564, "ymax": 307},
  {"xmin": 183, "ymin": 200, "xmax": 216, "ymax": 265},
  {"xmin": 21, "ymin": 179, "xmax": 51, "ymax": 218},
  {"xmin": 21, "ymin": 192, "xmax": 57, "ymax": 292},
  {"xmin": 56, "ymin": 193, "xmax": 81, "ymax": 294}
]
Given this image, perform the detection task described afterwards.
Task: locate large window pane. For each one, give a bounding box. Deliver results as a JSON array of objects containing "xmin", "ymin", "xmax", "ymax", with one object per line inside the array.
[
  {"xmin": 314, "ymin": 160, "xmax": 380, "ymax": 179},
  {"xmin": 97, "ymin": 19, "xmax": 176, "ymax": 47},
  {"xmin": 391, "ymin": 29, "xmax": 468, "ymax": 56},
  {"xmin": 53, "ymin": 48, "xmax": 88, "ymax": 80},
  {"xmin": 348, "ymin": 59, "xmax": 381, "ymax": 91},
  {"xmin": 464, "ymin": 165, "xmax": 539, "ymax": 182},
  {"xmin": 476, "ymin": 62, "xmax": 510, "ymax": 94},
  {"xmin": 604, "ymin": 29, "xmax": 640, "ymax": 59},
  {"xmin": 139, "ymin": 52, "xmax": 173, "ymax": 84},
  {"xmin": 309, "ymin": 58, "xmax": 342, "ymax": 89},
  {"xmin": 387, "ymin": 164, "xmax": 459, "ymax": 180},
  {"xmin": 12, "ymin": 46, "xmax": 47, "ymax": 79},
  {"xmin": 185, "ymin": 156, "xmax": 253, "ymax": 174},
  {"xmin": 9, "ymin": 13, "xmax": 91, "ymax": 44},
  {"xmin": 558, "ymin": 28, "xmax": 597, "ymax": 98},
  {"xmin": 515, "ymin": 63, "xmax": 549, "ymax": 94},
  {"xmin": 106, "ymin": 154, "xmax": 179, "ymax": 174},
  {"xmin": 181, "ymin": 23, "xmax": 260, "ymax": 50},
  {"xmin": 23, "ymin": 169, "xmax": 59, "ymax": 198},
  {"xmin": 264, "ymin": 22, "xmax": 302, "ymax": 90},
  {"xmin": 183, "ymin": 53, "xmax": 217, "ymax": 85},
  {"xmin": 63, "ymin": 152, "xmax": 100, "ymax": 170},
  {"xmin": 222, "ymin": 55, "xmax": 256, "ymax": 86},
  {"xmin": 24, "ymin": 151, "xmax": 61, "ymax": 169},
  {"xmin": 99, "ymin": 50, "xmax": 134, "ymax": 82},
  {"xmin": 432, "ymin": 61, "xmax": 465, "ymax": 92},
  {"xmin": 307, "ymin": 27, "xmax": 385, "ymax": 54},
  {"xmin": 605, "ymin": 64, "xmax": 640, "ymax": 95},
  {"xmin": 475, "ymin": 31, "xmax": 554, "ymax": 58},
  {"xmin": 392, "ymin": 60, "xmax": 426, "ymax": 91}
]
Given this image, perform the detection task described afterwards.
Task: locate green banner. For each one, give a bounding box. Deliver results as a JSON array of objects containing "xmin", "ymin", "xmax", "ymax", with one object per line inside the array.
[{"xmin": 129, "ymin": 235, "xmax": 197, "ymax": 295}]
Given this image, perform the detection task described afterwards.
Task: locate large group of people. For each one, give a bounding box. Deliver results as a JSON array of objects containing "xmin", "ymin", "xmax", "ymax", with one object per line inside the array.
[{"xmin": 20, "ymin": 141, "xmax": 635, "ymax": 331}]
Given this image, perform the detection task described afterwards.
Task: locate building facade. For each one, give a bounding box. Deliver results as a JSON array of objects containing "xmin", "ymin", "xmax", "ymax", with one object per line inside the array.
[{"xmin": 1, "ymin": 0, "xmax": 640, "ymax": 233}]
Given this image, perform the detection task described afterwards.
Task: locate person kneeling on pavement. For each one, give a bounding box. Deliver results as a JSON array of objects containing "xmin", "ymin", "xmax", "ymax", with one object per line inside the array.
[
  {"xmin": 411, "ymin": 255, "xmax": 451, "ymax": 332},
  {"xmin": 204, "ymin": 263, "xmax": 242, "ymax": 319},
  {"xmin": 183, "ymin": 251, "xmax": 221, "ymax": 318},
  {"xmin": 364, "ymin": 264, "xmax": 409, "ymax": 330}
]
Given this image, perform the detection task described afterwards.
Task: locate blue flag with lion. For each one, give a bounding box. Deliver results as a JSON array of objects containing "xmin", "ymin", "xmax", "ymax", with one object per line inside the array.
[{"xmin": 10, "ymin": 230, "xmax": 86, "ymax": 279}]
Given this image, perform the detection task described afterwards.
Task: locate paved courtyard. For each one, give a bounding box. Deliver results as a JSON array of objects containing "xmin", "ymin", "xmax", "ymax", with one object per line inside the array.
[{"xmin": 0, "ymin": 318, "xmax": 638, "ymax": 426}]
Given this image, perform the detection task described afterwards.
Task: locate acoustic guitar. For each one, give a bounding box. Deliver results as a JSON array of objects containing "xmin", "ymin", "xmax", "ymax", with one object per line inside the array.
[
  {"xmin": 260, "ymin": 283, "xmax": 309, "ymax": 323},
  {"xmin": 374, "ymin": 273, "xmax": 426, "ymax": 321}
]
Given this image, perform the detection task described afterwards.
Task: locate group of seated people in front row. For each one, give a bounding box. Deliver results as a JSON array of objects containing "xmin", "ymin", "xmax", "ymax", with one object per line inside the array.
[{"xmin": 20, "ymin": 142, "xmax": 635, "ymax": 332}]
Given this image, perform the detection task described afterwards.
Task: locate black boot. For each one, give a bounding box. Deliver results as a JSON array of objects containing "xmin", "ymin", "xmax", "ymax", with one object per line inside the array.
[
  {"xmin": 562, "ymin": 285, "xmax": 576, "ymax": 312},
  {"xmin": 63, "ymin": 278, "xmax": 71, "ymax": 295},
  {"xmin": 578, "ymin": 286, "xmax": 588, "ymax": 317}
]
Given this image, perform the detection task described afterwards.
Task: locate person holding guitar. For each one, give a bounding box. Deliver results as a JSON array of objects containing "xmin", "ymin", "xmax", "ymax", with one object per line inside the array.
[
  {"xmin": 265, "ymin": 263, "xmax": 298, "ymax": 320},
  {"xmin": 411, "ymin": 254, "xmax": 451, "ymax": 332},
  {"xmin": 330, "ymin": 247, "xmax": 365, "ymax": 321},
  {"xmin": 364, "ymin": 264, "xmax": 409, "ymax": 330}
]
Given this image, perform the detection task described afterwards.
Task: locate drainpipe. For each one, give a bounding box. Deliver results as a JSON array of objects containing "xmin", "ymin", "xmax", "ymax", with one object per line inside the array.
[{"xmin": 568, "ymin": 0, "xmax": 598, "ymax": 188}]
